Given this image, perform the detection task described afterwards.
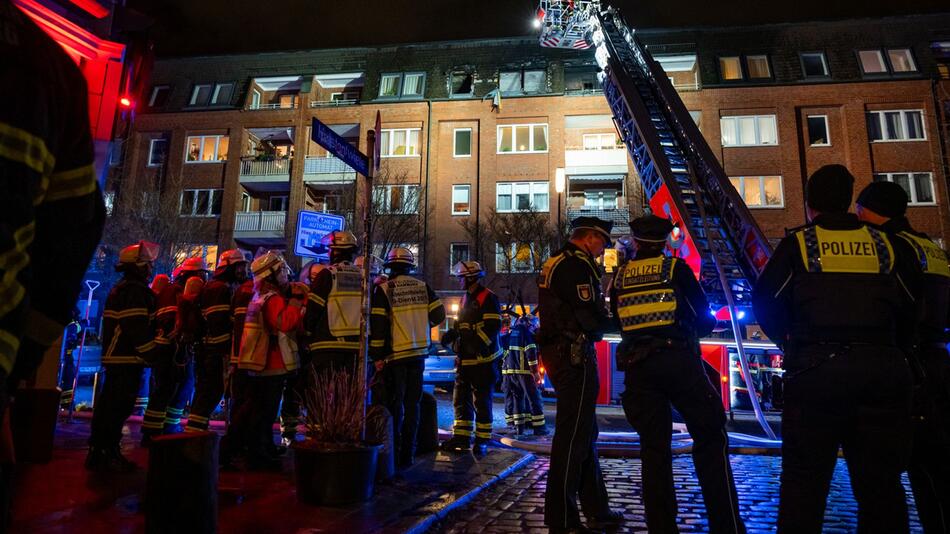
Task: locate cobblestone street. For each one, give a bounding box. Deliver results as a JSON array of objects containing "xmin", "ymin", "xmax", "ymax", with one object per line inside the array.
[{"xmin": 432, "ymin": 455, "xmax": 922, "ymax": 533}]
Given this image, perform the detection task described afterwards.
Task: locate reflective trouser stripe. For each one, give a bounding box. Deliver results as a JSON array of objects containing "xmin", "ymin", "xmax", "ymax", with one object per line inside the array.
[
  {"xmin": 185, "ymin": 414, "xmax": 209, "ymax": 431},
  {"xmin": 142, "ymin": 410, "xmax": 165, "ymax": 430},
  {"xmin": 475, "ymin": 422, "xmax": 492, "ymax": 439}
]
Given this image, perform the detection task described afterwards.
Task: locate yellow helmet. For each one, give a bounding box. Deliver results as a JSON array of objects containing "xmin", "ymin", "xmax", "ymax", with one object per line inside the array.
[
  {"xmin": 118, "ymin": 241, "xmax": 160, "ymax": 266},
  {"xmin": 216, "ymin": 248, "xmax": 248, "ymax": 270},
  {"xmin": 250, "ymin": 251, "xmax": 287, "ymax": 278},
  {"xmin": 320, "ymin": 230, "xmax": 358, "ymax": 250},
  {"xmin": 384, "ymin": 247, "xmax": 415, "ymax": 268},
  {"xmin": 452, "ymin": 260, "xmax": 484, "ymax": 278}
]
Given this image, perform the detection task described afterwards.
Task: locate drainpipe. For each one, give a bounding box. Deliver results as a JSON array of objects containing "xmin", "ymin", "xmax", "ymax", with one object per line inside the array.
[
  {"xmin": 475, "ymin": 119, "xmax": 481, "ymax": 261},
  {"xmin": 931, "ymin": 78, "xmax": 950, "ymax": 242},
  {"xmin": 424, "ymin": 100, "xmax": 432, "ymax": 273}
]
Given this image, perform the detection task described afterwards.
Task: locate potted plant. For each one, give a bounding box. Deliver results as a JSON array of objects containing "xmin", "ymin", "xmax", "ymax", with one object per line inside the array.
[{"xmin": 293, "ymin": 366, "xmax": 381, "ymax": 505}]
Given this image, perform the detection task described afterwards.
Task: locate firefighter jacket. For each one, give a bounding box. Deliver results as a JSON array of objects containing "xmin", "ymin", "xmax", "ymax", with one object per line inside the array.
[
  {"xmin": 609, "ymin": 254, "xmax": 715, "ymax": 341},
  {"xmin": 752, "ymin": 212, "xmax": 921, "ymax": 353},
  {"xmin": 369, "ymin": 274, "xmax": 445, "ymax": 363},
  {"xmin": 199, "ymin": 277, "xmax": 235, "ymax": 358},
  {"xmin": 303, "ymin": 262, "xmax": 362, "ymax": 355},
  {"xmin": 237, "ymin": 288, "xmax": 303, "ymax": 375},
  {"xmin": 229, "ymin": 280, "xmax": 253, "ymax": 365},
  {"xmin": 536, "ymin": 242, "xmax": 610, "ymax": 344},
  {"xmin": 101, "ymin": 277, "xmax": 158, "ymax": 365},
  {"xmin": 456, "ymin": 284, "xmax": 502, "ymax": 366},
  {"xmin": 501, "ymin": 321, "xmax": 538, "ymax": 375},
  {"xmin": 883, "ymin": 218, "xmax": 950, "ymax": 345},
  {"xmin": 0, "ymin": 5, "xmax": 105, "ymax": 376},
  {"xmin": 153, "ymin": 281, "xmax": 184, "ymax": 358}
]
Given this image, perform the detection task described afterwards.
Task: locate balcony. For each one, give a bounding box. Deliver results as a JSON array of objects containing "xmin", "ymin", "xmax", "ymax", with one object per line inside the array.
[
  {"xmin": 233, "ymin": 211, "xmax": 286, "ymax": 245},
  {"xmin": 310, "ymin": 98, "xmax": 359, "ymax": 108},
  {"xmin": 565, "ymin": 147, "xmax": 629, "ymax": 175},
  {"xmin": 248, "ymin": 102, "xmax": 297, "ymax": 110},
  {"xmin": 239, "ymin": 157, "xmax": 292, "ymax": 192},
  {"xmin": 303, "ymin": 155, "xmax": 357, "ymax": 185},
  {"xmin": 567, "ymin": 206, "xmax": 629, "ymax": 234}
]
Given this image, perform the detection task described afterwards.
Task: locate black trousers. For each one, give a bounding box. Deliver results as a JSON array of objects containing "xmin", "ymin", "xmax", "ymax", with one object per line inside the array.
[
  {"xmin": 778, "ymin": 346, "xmax": 912, "ymax": 534},
  {"xmin": 143, "ymin": 348, "xmax": 195, "ymax": 433},
  {"xmin": 621, "ymin": 346, "xmax": 745, "ymax": 534},
  {"xmin": 89, "ymin": 365, "xmax": 144, "ymax": 448},
  {"xmin": 541, "ymin": 343, "xmax": 611, "ymax": 529},
  {"xmin": 908, "ymin": 347, "xmax": 950, "ymax": 534},
  {"xmin": 280, "ymin": 367, "xmax": 307, "ymax": 438},
  {"xmin": 452, "ymin": 360, "xmax": 497, "ymax": 441},
  {"xmin": 503, "ymin": 373, "xmax": 545, "ymax": 429},
  {"xmin": 382, "ymin": 358, "xmax": 424, "ymax": 463},
  {"xmin": 185, "ymin": 349, "xmax": 225, "ymax": 431},
  {"xmin": 222, "ymin": 373, "xmax": 285, "ymax": 462}
]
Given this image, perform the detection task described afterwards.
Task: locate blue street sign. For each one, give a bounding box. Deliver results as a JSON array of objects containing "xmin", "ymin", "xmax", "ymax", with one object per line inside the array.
[
  {"xmin": 294, "ymin": 210, "xmax": 346, "ymax": 259},
  {"xmin": 311, "ymin": 117, "xmax": 369, "ymax": 176}
]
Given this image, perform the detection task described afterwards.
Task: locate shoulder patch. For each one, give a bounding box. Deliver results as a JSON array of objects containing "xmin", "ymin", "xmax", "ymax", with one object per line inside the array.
[{"xmin": 576, "ymin": 283, "xmax": 592, "ymax": 301}]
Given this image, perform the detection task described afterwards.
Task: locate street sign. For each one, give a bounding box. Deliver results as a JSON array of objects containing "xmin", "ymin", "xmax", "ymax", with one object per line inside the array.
[
  {"xmin": 311, "ymin": 117, "xmax": 369, "ymax": 176},
  {"xmin": 294, "ymin": 210, "xmax": 346, "ymax": 259}
]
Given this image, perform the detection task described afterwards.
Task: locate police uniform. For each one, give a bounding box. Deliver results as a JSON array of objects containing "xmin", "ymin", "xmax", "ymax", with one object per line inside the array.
[
  {"xmin": 369, "ymin": 259, "xmax": 446, "ymax": 465},
  {"xmin": 501, "ymin": 317, "xmax": 546, "ymax": 434},
  {"xmin": 537, "ymin": 217, "xmax": 616, "ymax": 531},
  {"xmin": 753, "ymin": 204, "xmax": 920, "ymax": 532},
  {"xmin": 612, "ymin": 215, "xmax": 744, "ymax": 534}
]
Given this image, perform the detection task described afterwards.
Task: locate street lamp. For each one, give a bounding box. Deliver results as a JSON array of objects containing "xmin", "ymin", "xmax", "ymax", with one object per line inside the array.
[{"xmin": 555, "ymin": 168, "xmax": 565, "ymax": 243}]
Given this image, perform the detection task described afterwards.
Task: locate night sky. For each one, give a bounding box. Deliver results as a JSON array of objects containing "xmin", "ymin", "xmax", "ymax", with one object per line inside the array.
[{"xmin": 128, "ymin": 0, "xmax": 950, "ymax": 57}]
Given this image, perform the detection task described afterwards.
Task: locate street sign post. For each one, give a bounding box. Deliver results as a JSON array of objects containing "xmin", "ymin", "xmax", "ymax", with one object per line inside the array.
[
  {"xmin": 294, "ymin": 210, "xmax": 346, "ymax": 259},
  {"xmin": 311, "ymin": 117, "xmax": 368, "ymax": 176}
]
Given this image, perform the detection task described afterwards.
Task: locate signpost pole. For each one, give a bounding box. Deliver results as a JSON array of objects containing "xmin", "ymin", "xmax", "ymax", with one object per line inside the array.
[
  {"xmin": 357, "ymin": 130, "xmax": 376, "ymax": 442},
  {"xmin": 69, "ymin": 280, "xmax": 100, "ymax": 420}
]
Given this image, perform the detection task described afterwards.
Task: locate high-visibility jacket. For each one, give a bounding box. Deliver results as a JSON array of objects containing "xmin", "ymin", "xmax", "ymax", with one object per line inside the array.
[
  {"xmin": 536, "ymin": 243, "xmax": 609, "ymax": 344},
  {"xmin": 101, "ymin": 277, "xmax": 158, "ymax": 365},
  {"xmin": 369, "ymin": 274, "xmax": 445, "ymax": 362},
  {"xmin": 199, "ymin": 277, "xmax": 235, "ymax": 357},
  {"xmin": 456, "ymin": 285, "xmax": 502, "ymax": 366},
  {"xmin": 894, "ymin": 228, "xmax": 950, "ymax": 344},
  {"xmin": 237, "ymin": 289, "xmax": 302, "ymax": 375},
  {"xmin": 614, "ymin": 256, "xmax": 679, "ymax": 333},
  {"xmin": 229, "ymin": 280, "xmax": 253, "ymax": 365},
  {"xmin": 303, "ymin": 262, "xmax": 363, "ymax": 354},
  {"xmin": 501, "ymin": 321, "xmax": 538, "ymax": 375}
]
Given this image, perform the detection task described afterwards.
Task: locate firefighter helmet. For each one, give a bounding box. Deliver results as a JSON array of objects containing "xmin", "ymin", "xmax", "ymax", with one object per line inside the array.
[
  {"xmin": 452, "ymin": 260, "xmax": 485, "ymax": 279},
  {"xmin": 183, "ymin": 276, "xmax": 205, "ymax": 299},
  {"xmin": 300, "ymin": 261, "xmax": 327, "ymax": 283},
  {"xmin": 320, "ymin": 230, "xmax": 359, "ymax": 250},
  {"xmin": 150, "ymin": 274, "xmax": 170, "ymax": 295},
  {"xmin": 250, "ymin": 251, "xmax": 287, "ymax": 279},
  {"xmin": 117, "ymin": 241, "xmax": 160, "ymax": 266},
  {"xmin": 216, "ymin": 248, "xmax": 248, "ymax": 270},
  {"xmin": 384, "ymin": 247, "xmax": 416, "ymax": 268},
  {"xmin": 179, "ymin": 256, "xmax": 209, "ymax": 273}
]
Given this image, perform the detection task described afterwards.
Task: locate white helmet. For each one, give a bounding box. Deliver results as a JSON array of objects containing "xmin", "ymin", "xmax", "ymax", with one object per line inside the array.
[
  {"xmin": 250, "ymin": 251, "xmax": 287, "ymax": 278},
  {"xmin": 320, "ymin": 230, "xmax": 358, "ymax": 250},
  {"xmin": 384, "ymin": 247, "xmax": 415, "ymax": 268},
  {"xmin": 452, "ymin": 260, "xmax": 484, "ymax": 279}
]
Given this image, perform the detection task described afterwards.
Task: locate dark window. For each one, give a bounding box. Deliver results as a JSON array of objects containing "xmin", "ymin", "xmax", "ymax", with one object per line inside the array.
[
  {"xmin": 451, "ymin": 72, "xmax": 473, "ymax": 96},
  {"xmin": 189, "ymin": 84, "xmax": 212, "ymax": 106},
  {"xmin": 807, "ymin": 116, "xmax": 830, "ymax": 146},
  {"xmin": 148, "ymin": 86, "xmax": 170, "ymax": 107},
  {"xmin": 211, "ymin": 83, "xmax": 234, "ymax": 105},
  {"xmin": 454, "ymin": 129, "xmax": 472, "ymax": 157},
  {"xmin": 800, "ymin": 53, "xmax": 829, "ymax": 77},
  {"xmin": 148, "ymin": 139, "xmax": 168, "ymax": 166},
  {"xmin": 450, "ymin": 243, "xmax": 470, "ymax": 267}
]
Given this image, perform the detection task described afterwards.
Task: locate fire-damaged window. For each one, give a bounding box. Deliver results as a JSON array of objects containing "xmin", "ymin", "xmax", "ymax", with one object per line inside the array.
[{"xmin": 450, "ymin": 71, "xmax": 474, "ymax": 97}]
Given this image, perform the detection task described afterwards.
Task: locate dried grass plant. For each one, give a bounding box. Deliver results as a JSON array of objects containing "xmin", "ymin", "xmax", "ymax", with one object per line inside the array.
[{"xmin": 301, "ymin": 365, "xmax": 366, "ymax": 446}]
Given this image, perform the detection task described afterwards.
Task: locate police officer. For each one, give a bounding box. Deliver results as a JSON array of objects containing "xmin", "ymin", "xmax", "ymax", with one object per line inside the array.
[
  {"xmin": 537, "ymin": 216, "xmax": 622, "ymax": 533},
  {"xmin": 856, "ymin": 181, "xmax": 950, "ymax": 533},
  {"xmin": 612, "ymin": 215, "xmax": 744, "ymax": 533},
  {"xmin": 501, "ymin": 314, "xmax": 546, "ymax": 435},
  {"xmin": 86, "ymin": 241, "xmax": 161, "ymax": 472},
  {"xmin": 303, "ymin": 231, "xmax": 363, "ymax": 380},
  {"xmin": 753, "ymin": 165, "xmax": 920, "ymax": 533},
  {"xmin": 441, "ymin": 261, "xmax": 502, "ymax": 454},
  {"xmin": 369, "ymin": 247, "xmax": 445, "ymax": 467},
  {"xmin": 141, "ymin": 257, "xmax": 206, "ymax": 442},
  {"xmin": 185, "ymin": 249, "xmax": 248, "ymax": 433}
]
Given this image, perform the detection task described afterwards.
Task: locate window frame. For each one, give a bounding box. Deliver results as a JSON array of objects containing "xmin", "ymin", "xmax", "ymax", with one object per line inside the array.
[
  {"xmin": 210, "ymin": 82, "xmax": 234, "ymax": 106},
  {"xmin": 806, "ymin": 115, "xmax": 831, "ymax": 147},
  {"xmin": 378, "ymin": 72, "xmax": 426, "ymax": 100},
  {"xmin": 858, "ymin": 48, "xmax": 919, "ymax": 76},
  {"xmin": 496, "ymin": 123, "xmax": 549, "ymax": 154},
  {"xmin": 147, "ymin": 138, "xmax": 168, "ymax": 167},
  {"xmin": 373, "ymin": 184, "xmax": 420, "ymax": 214},
  {"xmin": 449, "ymin": 243, "xmax": 470, "ymax": 271},
  {"xmin": 874, "ymin": 172, "xmax": 937, "ymax": 206},
  {"xmin": 451, "ymin": 184, "xmax": 471, "ymax": 215},
  {"xmin": 148, "ymin": 85, "xmax": 170, "ymax": 108},
  {"xmin": 453, "ymin": 128, "xmax": 473, "ymax": 158},
  {"xmin": 494, "ymin": 242, "xmax": 547, "ymax": 273},
  {"xmin": 184, "ymin": 134, "xmax": 229, "ymax": 163},
  {"xmin": 718, "ymin": 56, "xmax": 744, "ymax": 81},
  {"xmin": 745, "ymin": 54, "xmax": 772, "ymax": 80},
  {"xmin": 449, "ymin": 71, "xmax": 475, "ymax": 98},
  {"xmin": 582, "ymin": 133, "xmax": 618, "ymax": 150},
  {"xmin": 495, "ymin": 181, "xmax": 550, "ymax": 213},
  {"xmin": 728, "ymin": 176, "xmax": 786, "ymax": 209},
  {"xmin": 178, "ymin": 188, "xmax": 224, "ymax": 217},
  {"xmin": 886, "ymin": 48, "xmax": 918, "ymax": 73},
  {"xmin": 379, "ymin": 128, "xmax": 422, "ymax": 158},
  {"xmin": 719, "ymin": 115, "xmax": 779, "ymax": 147},
  {"xmin": 189, "ymin": 84, "xmax": 213, "ymax": 106},
  {"xmin": 799, "ymin": 52, "xmax": 830, "ymax": 78},
  {"xmin": 499, "ymin": 69, "xmax": 547, "ymax": 95},
  {"xmin": 866, "ymin": 110, "xmax": 927, "ymax": 142}
]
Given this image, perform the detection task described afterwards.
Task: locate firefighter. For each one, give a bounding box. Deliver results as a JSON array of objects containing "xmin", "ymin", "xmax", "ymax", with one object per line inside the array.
[
  {"xmin": 185, "ymin": 249, "xmax": 248, "ymax": 433},
  {"xmin": 226, "ymin": 271, "xmax": 254, "ymax": 430},
  {"xmin": 752, "ymin": 165, "xmax": 921, "ymax": 533},
  {"xmin": 537, "ymin": 216, "xmax": 622, "ymax": 533},
  {"xmin": 501, "ymin": 314, "xmax": 547, "ymax": 436},
  {"xmin": 86, "ymin": 242, "xmax": 161, "ymax": 472},
  {"xmin": 441, "ymin": 261, "xmax": 502, "ymax": 454},
  {"xmin": 856, "ymin": 181, "xmax": 950, "ymax": 534},
  {"xmin": 303, "ymin": 231, "xmax": 362, "ymax": 380},
  {"xmin": 612, "ymin": 215, "xmax": 744, "ymax": 533},
  {"xmin": 369, "ymin": 247, "xmax": 445, "ymax": 467},
  {"xmin": 141, "ymin": 257, "xmax": 206, "ymax": 443},
  {"xmin": 222, "ymin": 251, "xmax": 307, "ymax": 470}
]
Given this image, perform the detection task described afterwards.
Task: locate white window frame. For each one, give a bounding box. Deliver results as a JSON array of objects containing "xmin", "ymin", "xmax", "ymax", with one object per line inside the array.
[
  {"xmin": 496, "ymin": 124, "xmax": 549, "ymax": 154},
  {"xmin": 379, "ymin": 128, "xmax": 422, "ymax": 158},
  {"xmin": 148, "ymin": 85, "xmax": 170, "ymax": 107},
  {"xmin": 858, "ymin": 49, "xmax": 889, "ymax": 74},
  {"xmin": 210, "ymin": 82, "xmax": 234, "ymax": 105},
  {"xmin": 495, "ymin": 181, "xmax": 550, "ymax": 213},
  {"xmin": 874, "ymin": 172, "xmax": 937, "ymax": 206},
  {"xmin": 449, "ymin": 243, "xmax": 470, "ymax": 271},
  {"xmin": 454, "ymin": 128, "xmax": 473, "ymax": 157},
  {"xmin": 720, "ymin": 115, "xmax": 779, "ymax": 147},
  {"xmin": 378, "ymin": 72, "xmax": 426, "ymax": 99},
  {"xmin": 147, "ymin": 138, "xmax": 168, "ymax": 167},
  {"xmin": 719, "ymin": 56, "xmax": 743, "ymax": 80},
  {"xmin": 451, "ymin": 184, "xmax": 471, "ymax": 215},
  {"xmin": 240, "ymin": 192, "xmax": 251, "ymax": 212},
  {"xmin": 184, "ymin": 135, "xmax": 229, "ymax": 163},
  {"xmin": 729, "ymin": 176, "xmax": 785, "ymax": 209},
  {"xmin": 746, "ymin": 55, "xmax": 771, "ymax": 79},
  {"xmin": 867, "ymin": 110, "xmax": 927, "ymax": 142},
  {"xmin": 800, "ymin": 52, "xmax": 830, "ymax": 77},
  {"xmin": 449, "ymin": 72, "xmax": 475, "ymax": 98},
  {"xmin": 189, "ymin": 84, "xmax": 212, "ymax": 106},
  {"xmin": 886, "ymin": 48, "xmax": 918, "ymax": 73},
  {"xmin": 178, "ymin": 189, "xmax": 223, "ymax": 217},
  {"xmin": 806, "ymin": 115, "xmax": 831, "ymax": 147},
  {"xmin": 330, "ymin": 91, "xmax": 359, "ymax": 102},
  {"xmin": 374, "ymin": 184, "xmax": 420, "ymax": 214},
  {"xmin": 250, "ymin": 89, "xmax": 261, "ymax": 109},
  {"xmin": 499, "ymin": 69, "xmax": 546, "ymax": 95},
  {"xmin": 582, "ymin": 133, "xmax": 617, "ymax": 150}
]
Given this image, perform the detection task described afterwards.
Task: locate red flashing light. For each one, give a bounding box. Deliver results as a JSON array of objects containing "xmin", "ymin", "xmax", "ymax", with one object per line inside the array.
[{"xmin": 119, "ymin": 97, "xmax": 133, "ymax": 108}]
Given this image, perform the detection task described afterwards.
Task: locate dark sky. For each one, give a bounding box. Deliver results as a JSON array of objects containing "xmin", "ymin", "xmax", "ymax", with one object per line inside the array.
[{"xmin": 128, "ymin": 0, "xmax": 950, "ymax": 58}]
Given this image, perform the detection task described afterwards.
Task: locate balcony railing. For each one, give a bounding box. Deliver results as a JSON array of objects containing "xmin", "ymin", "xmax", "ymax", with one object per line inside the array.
[
  {"xmin": 567, "ymin": 206, "xmax": 629, "ymax": 232},
  {"xmin": 248, "ymin": 103, "xmax": 297, "ymax": 110},
  {"xmin": 310, "ymin": 99, "xmax": 359, "ymax": 107},
  {"xmin": 565, "ymin": 148, "xmax": 628, "ymax": 168},
  {"xmin": 234, "ymin": 211, "xmax": 286, "ymax": 233},
  {"xmin": 240, "ymin": 158, "xmax": 292, "ymax": 177},
  {"xmin": 303, "ymin": 155, "xmax": 357, "ymax": 174}
]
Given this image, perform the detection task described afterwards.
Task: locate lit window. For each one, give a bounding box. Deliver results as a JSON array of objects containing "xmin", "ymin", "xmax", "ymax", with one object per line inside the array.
[
  {"xmin": 874, "ymin": 173, "xmax": 935, "ymax": 205},
  {"xmin": 373, "ymin": 185, "xmax": 420, "ymax": 214},
  {"xmin": 185, "ymin": 135, "xmax": 229, "ymax": 162},
  {"xmin": 858, "ymin": 50, "xmax": 888, "ymax": 74},
  {"xmin": 179, "ymin": 189, "xmax": 224, "ymax": 217},
  {"xmin": 189, "ymin": 84, "xmax": 212, "ymax": 106},
  {"xmin": 495, "ymin": 243, "xmax": 548, "ymax": 273},
  {"xmin": 379, "ymin": 72, "xmax": 426, "ymax": 99},
  {"xmin": 497, "ymin": 124, "xmax": 549, "ymax": 153},
  {"xmin": 746, "ymin": 55, "xmax": 771, "ymax": 79},
  {"xmin": 866, "ymin": 110, "xmax": 925, "ymax": 141},
  {"xmin": 454, "ymin": 128, "xmax": 472, "ymax": 157},
  {"xmin": 496, "ymin": 182, "xmax": 549, "ymax": 213},
  {"xmin": 807, "ymin": 116, "xmax": 830, "ymax": 146},
  {"xmin": 452, "ymin": 185, "xmax": 471, "ymax": 215},
  {"xmin": 402, "ymin": 73, "xmax": 425, "ymax": 97},
  {"xmin": 720, "ymin": 115, "xmax": 778, "ymax": 147},
  {"xmin": 719, "ymin": 57, "xmax": 742, "ymax": 80},
  {"xmin": 728, "ymin": 176, "xmax": 784, "ymax": 208},
  {"xmin": 147, "ymin": 138, "xmax": 168, "ymax": 166},
  {"xmin": 800, "ymin": 53, "xmax": 829, "ymax": 77},
  {"xmin": 148, "ymin": 85, "xmax": 170, "ymax": 108},
  {"xmin": 887, "ymin": 48, "xmax": 917, "ymax": 72},
  {"xmin": 379, "ymin": 128, "xmax": 422, "ymax": 157},
  {"xmin": 582, "ymin": 133, "xmax": 617, "ymax": 150}
]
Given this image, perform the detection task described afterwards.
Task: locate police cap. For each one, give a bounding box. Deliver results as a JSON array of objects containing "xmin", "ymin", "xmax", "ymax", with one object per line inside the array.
[
  {"xmin": 856, "ymin": 181, "xmax": 908, "ymax": 219},
  {"xmin": 806, "ymin": 164, "xmax": 854, "ymax": 213},
  {"xmin": 571, "ymin": 216, "xmax": 613, "ymax": 247},
  {"xmin": 629, "ymin": 214, "xmax": 674, "ymax": 243}
]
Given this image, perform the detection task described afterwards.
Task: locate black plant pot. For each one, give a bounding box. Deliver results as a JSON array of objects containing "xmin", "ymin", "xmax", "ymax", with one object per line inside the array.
[{"xmin": 292, "ymin": 442, "xmax": 381, "ymax": 505}]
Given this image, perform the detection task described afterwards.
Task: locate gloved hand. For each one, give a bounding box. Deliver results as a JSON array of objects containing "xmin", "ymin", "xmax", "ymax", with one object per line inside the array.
[
  {"xmin": 288, "ymin": 282, "xmax": 310, "ymax": 302},
  {"xmin": 532, "ymin": 370, "xmax": 542, "ymax": 385}
]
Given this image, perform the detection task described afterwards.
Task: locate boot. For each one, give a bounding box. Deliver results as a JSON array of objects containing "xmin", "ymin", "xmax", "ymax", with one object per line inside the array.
[
  {"xmin": 440, "ymin": 435, "xmax": 472, "ymax": 452},
  {"xmin": 86, "ymin": 447, "xmax": 136, "ymax": 473},
  {"xmin": 473, "ymin": 437, "xmax": 491, "ymax": 454},
  {"xmin": 533, "ymin": 425, "xmax": 549, "ymax": 436},
  {"xmin": 586, "ymin": 509, "xmax": 625, "ymax": 530}
]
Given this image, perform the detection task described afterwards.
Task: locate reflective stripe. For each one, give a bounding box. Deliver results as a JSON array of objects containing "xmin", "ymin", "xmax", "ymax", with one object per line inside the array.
[
  {"xmin": 307, "ymin": 293, "xmax": 326, "ymax": 307},
  {"xmin": 202, "ymin": 304, "xmax": 231, "ymax": 316},
  {"xmin": 154, "ymin": 336, "xmax": 171, "ymax": 345},
  {"xmin": 136, "ymin": 341, "xmax": 156, "ymax": 353},
  {"xmin": 482, "ymin": 313, "xmax": 501, "ymax": 321},
  {"xmin": 326, "ymin": 264, "xmax": 362, "ymax": 337},
  {"xmin": 0, "ymin": 222, "xmax": 35, "ymax": 317},
  {"xmin": 370, "ymin": 339, "xmax": 385, "ymax": 347},
  {"xmin": 308, "ymin": 340, "xmax": 360, "ymax": 351},
  {"xmin": 459, "ymin": 350, "xmax": 502, "ymax": 366},
  {"xmin": 381, "ymin": 276, "xmax": 433, "ymax": 355},
  {"xmin": 617, "ymin": 289, "xmax": 677, "ymax": 331},
  {"xmin": 233, "ymin": 306, "xmax": 248, "ymax": 315},
  {"xmin": 502, "ymin": 369, "xmax": 533, "ymax": 375},
  {"xmin": 0, "ymin": 329, "xmax": 20, "ymax": 375},
  {"xmin": 428, "ymin": 300, "xmax": 441, "ymax": 311},
  {"xmin": 371, "ymin": 307, "xmax": 387, "ymax": 316},
  {"xmin": 0, "ymin": 122, "xmax": 55, "ymax": 176},
  {"xmin": 203, "ymin": 333, "xmax": 231, "ymax": 344},
  {"xmin": 44, "ymin": 164, "xmax": 96, "ymax": 204},
  {"xmin": 795, "ymin": 226, "xmax": 893, "ymax": 274},
  {"xmin": 155, "ymin": 305, "xmax": 179, "ymax": 316},
  {"xmin": 453, "ymin": 429, "xmax": 473, "ymax": 437},
  {"xmin": 899, "ymin": 232, "xmax": 950, "ymax": 278},
  {"xmin": 103, "ymin": 308, "xmax": 150, "ymax": 319}
]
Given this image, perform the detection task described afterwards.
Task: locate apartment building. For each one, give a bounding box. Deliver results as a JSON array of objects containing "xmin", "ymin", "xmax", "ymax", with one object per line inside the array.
[{"xmin": 107, "ymin": 13, "xmax": 950, "ymax": 306}]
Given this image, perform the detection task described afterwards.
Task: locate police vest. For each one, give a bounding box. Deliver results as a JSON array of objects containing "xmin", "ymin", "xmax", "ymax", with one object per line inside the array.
[
  {"xmin": 326, "ymin": 263, "xmax": 363, "ymax": 337},
  {"xmin": 381, "ymin": 275, "xmax": 432, "ymax": 357},
  {"xmin": 614, "ymin": 256, "xmax": 678, "ymax": 333},
  {"xmin": 794, "ymin": 226, "xmax": 894, "ymax": 274},
  {"xmin": 898, "ymin": 231, "xmax": 950, "ymax": 343},
  {"xmin": 898, "ymin": 231, "xmax": 950, "ymax": 278},
  {"xmin": 237, "ymin": 290, "xmax": 299, "ymax": 373}
]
